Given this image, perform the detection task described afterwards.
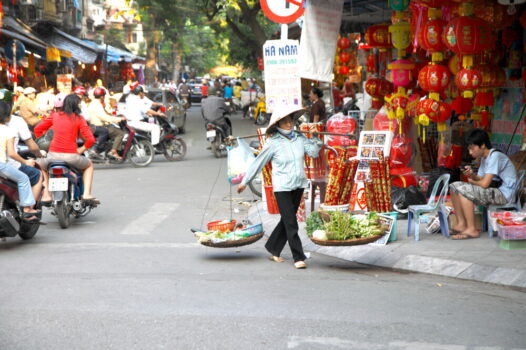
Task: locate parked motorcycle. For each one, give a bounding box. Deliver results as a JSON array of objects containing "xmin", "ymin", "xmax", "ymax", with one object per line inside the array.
[
  {"xmin": 206, "ymin": 115, "xmax": 232, "ymax": 158},
  {"xmin": 86, "ymin": 121, "xmax": 155, "ymax": 167},
  {"xmin": 0, "ymin": 174, "xmax": 42, "ymax": 240},
  {"xmin": 47, "ymin": 162, "xmax": 98, "ymax": 229},
  {"xmin": 137, "ymin": 115, "xmax": 187, "ymax": 161}
]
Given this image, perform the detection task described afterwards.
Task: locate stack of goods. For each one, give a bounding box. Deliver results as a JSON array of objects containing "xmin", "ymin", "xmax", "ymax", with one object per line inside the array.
[
  {"xmin": 364, "ymin": 155, "xmax": 392, "ymax": 213},
  {"xmin": 323, "ymin": 151, "xmax": 359, "ymax": 206},
  {"xmin": 300, "ymin": 123, "xmax": 326, "ymax": 180},
  {"xmin": 306, "ymin": 211, "xmax": 388, "ymax": 246}
]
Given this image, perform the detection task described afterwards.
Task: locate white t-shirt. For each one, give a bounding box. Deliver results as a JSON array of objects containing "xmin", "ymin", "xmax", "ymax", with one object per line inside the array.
[
  {"xmin": 7, "ymin": 115, "xmax": 32, "ymax": 168},
  {"xmin": 125, "ymin": 94, "xmax": 150, "ymax": 122},
  {"xmin": 0, "ymin": 124, "xmax": 17, "ymax": 164}
]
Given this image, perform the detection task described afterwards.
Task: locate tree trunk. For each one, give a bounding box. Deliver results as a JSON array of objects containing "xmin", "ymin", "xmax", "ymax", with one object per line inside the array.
[
  {"xmin": 172, "ymin": 40, "xmax": 182, "ymax": 83},
  {"xmin": 144, "ymin": 13, "xmax": 161, "ymax": 85}
]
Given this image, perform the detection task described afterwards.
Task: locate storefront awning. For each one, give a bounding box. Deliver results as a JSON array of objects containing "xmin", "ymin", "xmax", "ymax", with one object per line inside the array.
[
  {"xmin": 342, "ymin": 0, "xmax": 390, "ymax": 30},
  {"xmin": 46, "ymin": 28, "xmax": 101, "ymax": 63},
  {"xmin": 1, "ymin": 16, "xmax": 48, "ymax": 54},
  {"xmin": 82, "ymin": 39, "xmax": 144, "ymax": 62}
]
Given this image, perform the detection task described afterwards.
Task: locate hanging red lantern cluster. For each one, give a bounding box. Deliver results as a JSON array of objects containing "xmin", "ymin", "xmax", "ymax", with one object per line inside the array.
[
  {"xmin": 365, "ymin": 77, "xmax": 393, "ymax": 109},
  {"xmin": 418, "ymin": 8, "xmax": 447, "ymax": 62},
  {"xmin": 416, "ymin": 98, "xmax": 452, "ymax": 140}
]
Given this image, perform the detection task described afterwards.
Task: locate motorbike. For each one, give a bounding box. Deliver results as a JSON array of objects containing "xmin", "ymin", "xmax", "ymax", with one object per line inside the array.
[
  {"xmin": 0, "ymin": 160, "xmax": 42, "ymax": 240},
  {"xmin": 205, "ymin": 114, "xmax": 232, "ymax": 158},
  {"xmin": 47, "ymin": 161, "xmax": 98, "ymax": 229},
  {"xmin": 86, "ymin": 120, "xmax": 155, "ymax": 167},
  {"xmin": 137, "ymin": 114, "xmax": 187, "ymax": 161},
  {"xmin": 250, "ymin": 95, "xmax": 270, "ymax": 125}
]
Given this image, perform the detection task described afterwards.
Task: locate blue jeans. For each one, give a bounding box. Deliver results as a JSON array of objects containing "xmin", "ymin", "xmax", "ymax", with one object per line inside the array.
[
  {"xmin": 0, "ymin": 163, "xmax": 36, "ymax": 207},
  {"xmin": 19, "ymin": 164, "xmax": 41, "ymax": 186}
]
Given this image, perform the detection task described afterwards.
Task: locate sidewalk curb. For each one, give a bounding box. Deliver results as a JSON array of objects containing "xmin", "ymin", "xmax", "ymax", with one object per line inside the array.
[{"xmin": 248, "ymin": 204, "xmax": 526, "ymax": 289}]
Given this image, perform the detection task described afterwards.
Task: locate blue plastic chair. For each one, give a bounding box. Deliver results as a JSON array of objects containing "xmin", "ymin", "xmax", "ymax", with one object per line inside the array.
[
  {"xmin": 407, "ymin": 173, "xmax": 450, "ymax": 241},
  {"xmin": 482, "ymin": 170, "xmax": 525, "ymax": 237}
]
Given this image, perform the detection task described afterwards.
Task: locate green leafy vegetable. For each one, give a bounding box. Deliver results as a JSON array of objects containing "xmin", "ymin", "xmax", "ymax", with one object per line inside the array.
[{"xmin": 306, "ymin": 212, "xmax": 324, "ymax": 237}]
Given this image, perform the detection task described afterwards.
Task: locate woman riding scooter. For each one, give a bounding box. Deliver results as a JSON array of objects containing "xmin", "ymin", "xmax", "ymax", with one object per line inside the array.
[{"xmin": 35, "ymin": 94, "xmax": 99, "ymax": 206}]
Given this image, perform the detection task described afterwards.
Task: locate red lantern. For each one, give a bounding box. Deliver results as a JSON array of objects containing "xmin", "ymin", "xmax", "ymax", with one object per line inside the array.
[
  {"xmin": 337, "ymin": 37, "xmax": 351, "ymax": 50},
  {"xmin": 418, "ymin": 19, "xmax": 447, "ymax": 60},
  {"xmin": 418, "ymin": 63, "xmax": 450, "ymax": 100},
  {"xmin": 443, "ymin": 16, "xmax": 494, "ymax": 60},
  {"xmin": 365, "ymin": 24, "xmax": 392, "ymax": 50},
  {"xmin": 476, "ymin": 63, "xmax": 498, "ymax": 89},
  {"xmin": 339, "ymin": 66, "xmax": 350, "ymax": 75},
  {"xmin": 339, "ymin": 51, "xmax": 350, "ymax": 64},
  {"xmin": 455, "ymin": 68, "xmax": 482, "ymax": 99},
  {"xmin": 415, "ymin": 0, "xmax": 444, "ymax": 7},
  {"xmin": 366, "ymin": 54, "xmax": 377, "ymax": 73},
  {"xmin": 365, "ymin": 77, "xmax": 393, "ymax": 109},
  {"xmin": 451, "ymin": 96, "xmax": 473, "ymax": 115}
]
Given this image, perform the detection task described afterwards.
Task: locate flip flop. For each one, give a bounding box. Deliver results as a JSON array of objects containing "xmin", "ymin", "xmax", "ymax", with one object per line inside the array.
[
  {"xmin": 450, "ymin": 229, "xmax": 462, "ymax": 235},
  {"xmin": 82, "ymin": 198, "xmax": 101, "ymax": 206},
  {"xmin": 269, "ymin": 256, "xmax": 285, "ymax": 263},
  {"xmin": 451, "ymin": 233, "xmax": 479, "ymax": 240}
]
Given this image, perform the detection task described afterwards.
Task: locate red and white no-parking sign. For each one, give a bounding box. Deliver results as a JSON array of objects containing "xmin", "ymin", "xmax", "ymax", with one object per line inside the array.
[{"xmin": 260, "ymin": 0, "xmax": 304, "ymax": 24}]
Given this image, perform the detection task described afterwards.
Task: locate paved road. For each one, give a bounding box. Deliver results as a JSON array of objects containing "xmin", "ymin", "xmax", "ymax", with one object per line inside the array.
[{"xmin": 0, "ymin": 106, "xmax": 525, "ymax": 350}]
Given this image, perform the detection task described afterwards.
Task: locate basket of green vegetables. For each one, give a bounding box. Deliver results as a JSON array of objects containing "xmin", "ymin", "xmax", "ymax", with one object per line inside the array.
[{"xmin": 306, "ymin": 211, "xmax": 387, "ymax": 246}]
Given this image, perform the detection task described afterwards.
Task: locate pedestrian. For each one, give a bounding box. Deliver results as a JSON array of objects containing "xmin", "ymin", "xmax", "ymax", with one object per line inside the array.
[
  {"xmin": 449, "ymin": 129, "xmax": 517, "ymax": 239},
  {"xmin": 237, "ymin": 105, "xmax": 323, "ymax": 269},
  {"xmin": 309, "ymin": 86, "xmax": 326, "ymax": 123}
]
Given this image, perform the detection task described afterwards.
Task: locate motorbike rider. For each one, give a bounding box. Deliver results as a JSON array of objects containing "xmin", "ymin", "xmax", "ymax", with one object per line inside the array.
[
  {"xmin": 201, "ymin": 87, "xmax": 231, "ymax": 136},
  {"xmin": 124, "ymin": 85, "xmax": 164, "ymax": 145},
  {"xmin": 88, "ymin": 87, "xmax": 126, "ymax": 160},
  {"xmin": 35, "ymin": 94, "xmax": 99, "ymax": 205},
  {"xmin": 19, "ymin": 87, "xmax": 47, "ymax": 127},
  {"xmin": 0, "ymin": 101, "xmax": 40, "ymax": 222},
  {"xmin": 178, "ymin": 80, "xmax": 190, "ymax": 108}
]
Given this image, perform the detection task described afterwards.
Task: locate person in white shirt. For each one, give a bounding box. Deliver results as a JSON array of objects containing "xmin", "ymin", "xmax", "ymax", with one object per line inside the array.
[
  {"xmin": 7, "ymin": 114, "xmax": 43, "ymax": 201},
  {"xmin": 36, "ymin": 87, "xmax": 55, "ymax": 115},
  {"xmin": 124, "ymin": 85, "xmax": 164, "ymax": 145}
]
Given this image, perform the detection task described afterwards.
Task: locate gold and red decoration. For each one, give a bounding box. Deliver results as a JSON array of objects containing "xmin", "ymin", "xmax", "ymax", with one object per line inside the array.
[
  {"xmin": 418, "ymin": 8, "xmax": 446, "ymax": 62},
  {"xmin": 418, "ymin": 63, "xmax": 450, "ymax": 101},
  {"xmin": 455, "ymin": 67, "xmax": 482, "ymax": 99},
  {"xmin": 365, "ymin": 77, "xmax": 393, "ymax": 109},
  {"xmin": 365, "ymin": 24, "xmax": 392, "ymax": 51}
]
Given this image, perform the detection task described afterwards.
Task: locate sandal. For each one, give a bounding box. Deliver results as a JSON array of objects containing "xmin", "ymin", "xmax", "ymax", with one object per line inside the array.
[
  {"xmin": 108, "ymin": 151, "xmax": 123, "ymax": 160},
  {"xmin": 269, "ymin": 256, "xmax": 285, "ymax": 263},
  {"xmin": 82, "ymin": 197, "xmax": 101, "ymax": 206},
  {"xmin": 22, "ymin": 212, "xmax": 40, "ymax": 222},
  {"xmin": 294, "ymin": 261, "xmax": 307, "ymax": 269}
]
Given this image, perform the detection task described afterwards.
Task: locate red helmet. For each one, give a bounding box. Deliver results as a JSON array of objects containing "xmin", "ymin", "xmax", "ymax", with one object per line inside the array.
[
  {"xmin": 93, "ymin": 87, "xmax": 106, "ymax": 98},
  {"xmin": 74, "ymin": 86, "xmax": 86, "ymax": 95}
]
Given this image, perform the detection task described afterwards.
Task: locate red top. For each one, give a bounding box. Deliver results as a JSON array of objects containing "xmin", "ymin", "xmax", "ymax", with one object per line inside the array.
[{"xmin": 35, "ymin": 111, "xmax": 95, "ymax": 153}]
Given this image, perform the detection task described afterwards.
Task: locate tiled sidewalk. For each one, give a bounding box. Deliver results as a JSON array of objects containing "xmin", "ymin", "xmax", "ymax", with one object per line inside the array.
[{"xmin": 248, "ymin": 202, "xmax": 526, "ymax": 288}]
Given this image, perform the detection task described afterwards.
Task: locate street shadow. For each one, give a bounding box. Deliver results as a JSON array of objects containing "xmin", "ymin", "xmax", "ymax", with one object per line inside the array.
[{"xmin": 201, "ymin": 250, "xmax": 264, "ymax": 261}]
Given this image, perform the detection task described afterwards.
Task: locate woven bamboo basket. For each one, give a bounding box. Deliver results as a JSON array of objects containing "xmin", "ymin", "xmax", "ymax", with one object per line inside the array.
[
  {"xmin": 200, "ymin": 232, "xmax": 264, "ymax": 248},
  {"xmin": 309, "ymin": 234, "xmax": 383, "ymax": 246}
]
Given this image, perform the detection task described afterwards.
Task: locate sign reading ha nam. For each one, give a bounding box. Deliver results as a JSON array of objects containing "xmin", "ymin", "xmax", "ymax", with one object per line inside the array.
[{"xmin": 263, "ymin": 39, "xmax": 302, "ymax": 113}]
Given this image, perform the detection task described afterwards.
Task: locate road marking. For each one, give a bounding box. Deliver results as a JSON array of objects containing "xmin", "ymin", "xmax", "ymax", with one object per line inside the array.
[
  {"xmin": 120, "ymin": 203, "xmax": 180, "ymax": 235},
  {"xmin": 287, "ymin": 338, "xmax": 515, "ymax": 350}
]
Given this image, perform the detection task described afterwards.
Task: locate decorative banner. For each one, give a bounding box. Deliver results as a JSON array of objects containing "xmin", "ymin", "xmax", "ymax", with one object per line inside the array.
[
  {"xmin": 297, "ymin": 0, "xmax": 344, "ymax": 82},
  {"xmin": 46, "ymin": 47, "xmax": 62, "ymax": 62},
  {"xmin": 263, "ymin": 39, "xmax": 302, "ymax": 113}
]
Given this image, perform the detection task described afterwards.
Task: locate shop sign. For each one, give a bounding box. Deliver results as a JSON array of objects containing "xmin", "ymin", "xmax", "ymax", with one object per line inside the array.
[
  {"xmin": 260, "ymin": 0, "xmax": 305, "ymax": 24},
  {"xmin": 298, "ymin": 0, "xmax": 344, "ymax": 82},
  {"xmin": 46, "ymin": 47, "xmax": 62, "ymax": 62},
  {"xmin": 262, "ymin": 39, "xmax": 301, "ymax": 113},
  {"xmin": 56, "ymin": 74, "xmax": 73, "ymax": 94}
]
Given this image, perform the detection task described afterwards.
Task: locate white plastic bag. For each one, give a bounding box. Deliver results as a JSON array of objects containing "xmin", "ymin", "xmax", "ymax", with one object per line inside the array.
[{"xmin": 227, "ymin": 138, "xmax": 255, "ymax": 185}]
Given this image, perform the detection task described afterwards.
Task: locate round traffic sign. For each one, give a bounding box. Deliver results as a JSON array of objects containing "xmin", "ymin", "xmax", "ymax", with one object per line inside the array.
[
  {"xmin": 4, "ymin": 40, "xmax": 26, "ymax": 62},
  {"xmin": 261, "ymin": 0, "xmax": 304, "ymax": 24}
]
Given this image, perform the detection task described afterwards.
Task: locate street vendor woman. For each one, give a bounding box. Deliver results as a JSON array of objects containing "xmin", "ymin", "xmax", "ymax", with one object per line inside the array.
[
  {"xmin": 237, "ymin": 105, "xmax": 323, "ymax": 269},
  {"xmin": 449, "ymin": 129, "xmax": 517, "ymax": 240}
]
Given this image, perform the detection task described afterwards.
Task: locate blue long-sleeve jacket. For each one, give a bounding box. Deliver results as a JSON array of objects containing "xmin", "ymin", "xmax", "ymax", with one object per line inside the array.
[{"xmin": 241, "ymin": 132, "xmax": 323, "ymax": 192}]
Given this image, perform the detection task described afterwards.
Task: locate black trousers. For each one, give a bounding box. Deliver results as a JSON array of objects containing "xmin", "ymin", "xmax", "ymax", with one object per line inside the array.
[{"xmin": 265, "ymin": 188, "xmax": 306, "ymax": 262}]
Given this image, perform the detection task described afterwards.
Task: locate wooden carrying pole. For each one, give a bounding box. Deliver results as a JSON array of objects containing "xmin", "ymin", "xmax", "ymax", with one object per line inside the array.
[{"xmin": 231, "ymin": 130, "xmax": 356, "ymax": 140}]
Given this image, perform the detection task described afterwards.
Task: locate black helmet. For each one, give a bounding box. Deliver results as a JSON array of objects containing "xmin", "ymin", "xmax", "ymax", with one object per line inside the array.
[{"xmin": 131, "ymin": 85, "xmax": 144, "ymax": 95}]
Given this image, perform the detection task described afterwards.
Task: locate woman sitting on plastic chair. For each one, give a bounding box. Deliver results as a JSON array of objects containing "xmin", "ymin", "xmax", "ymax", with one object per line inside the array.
[{"xmin": 449, "ymin": 129, "xmax": 517, "ymax": 240}]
